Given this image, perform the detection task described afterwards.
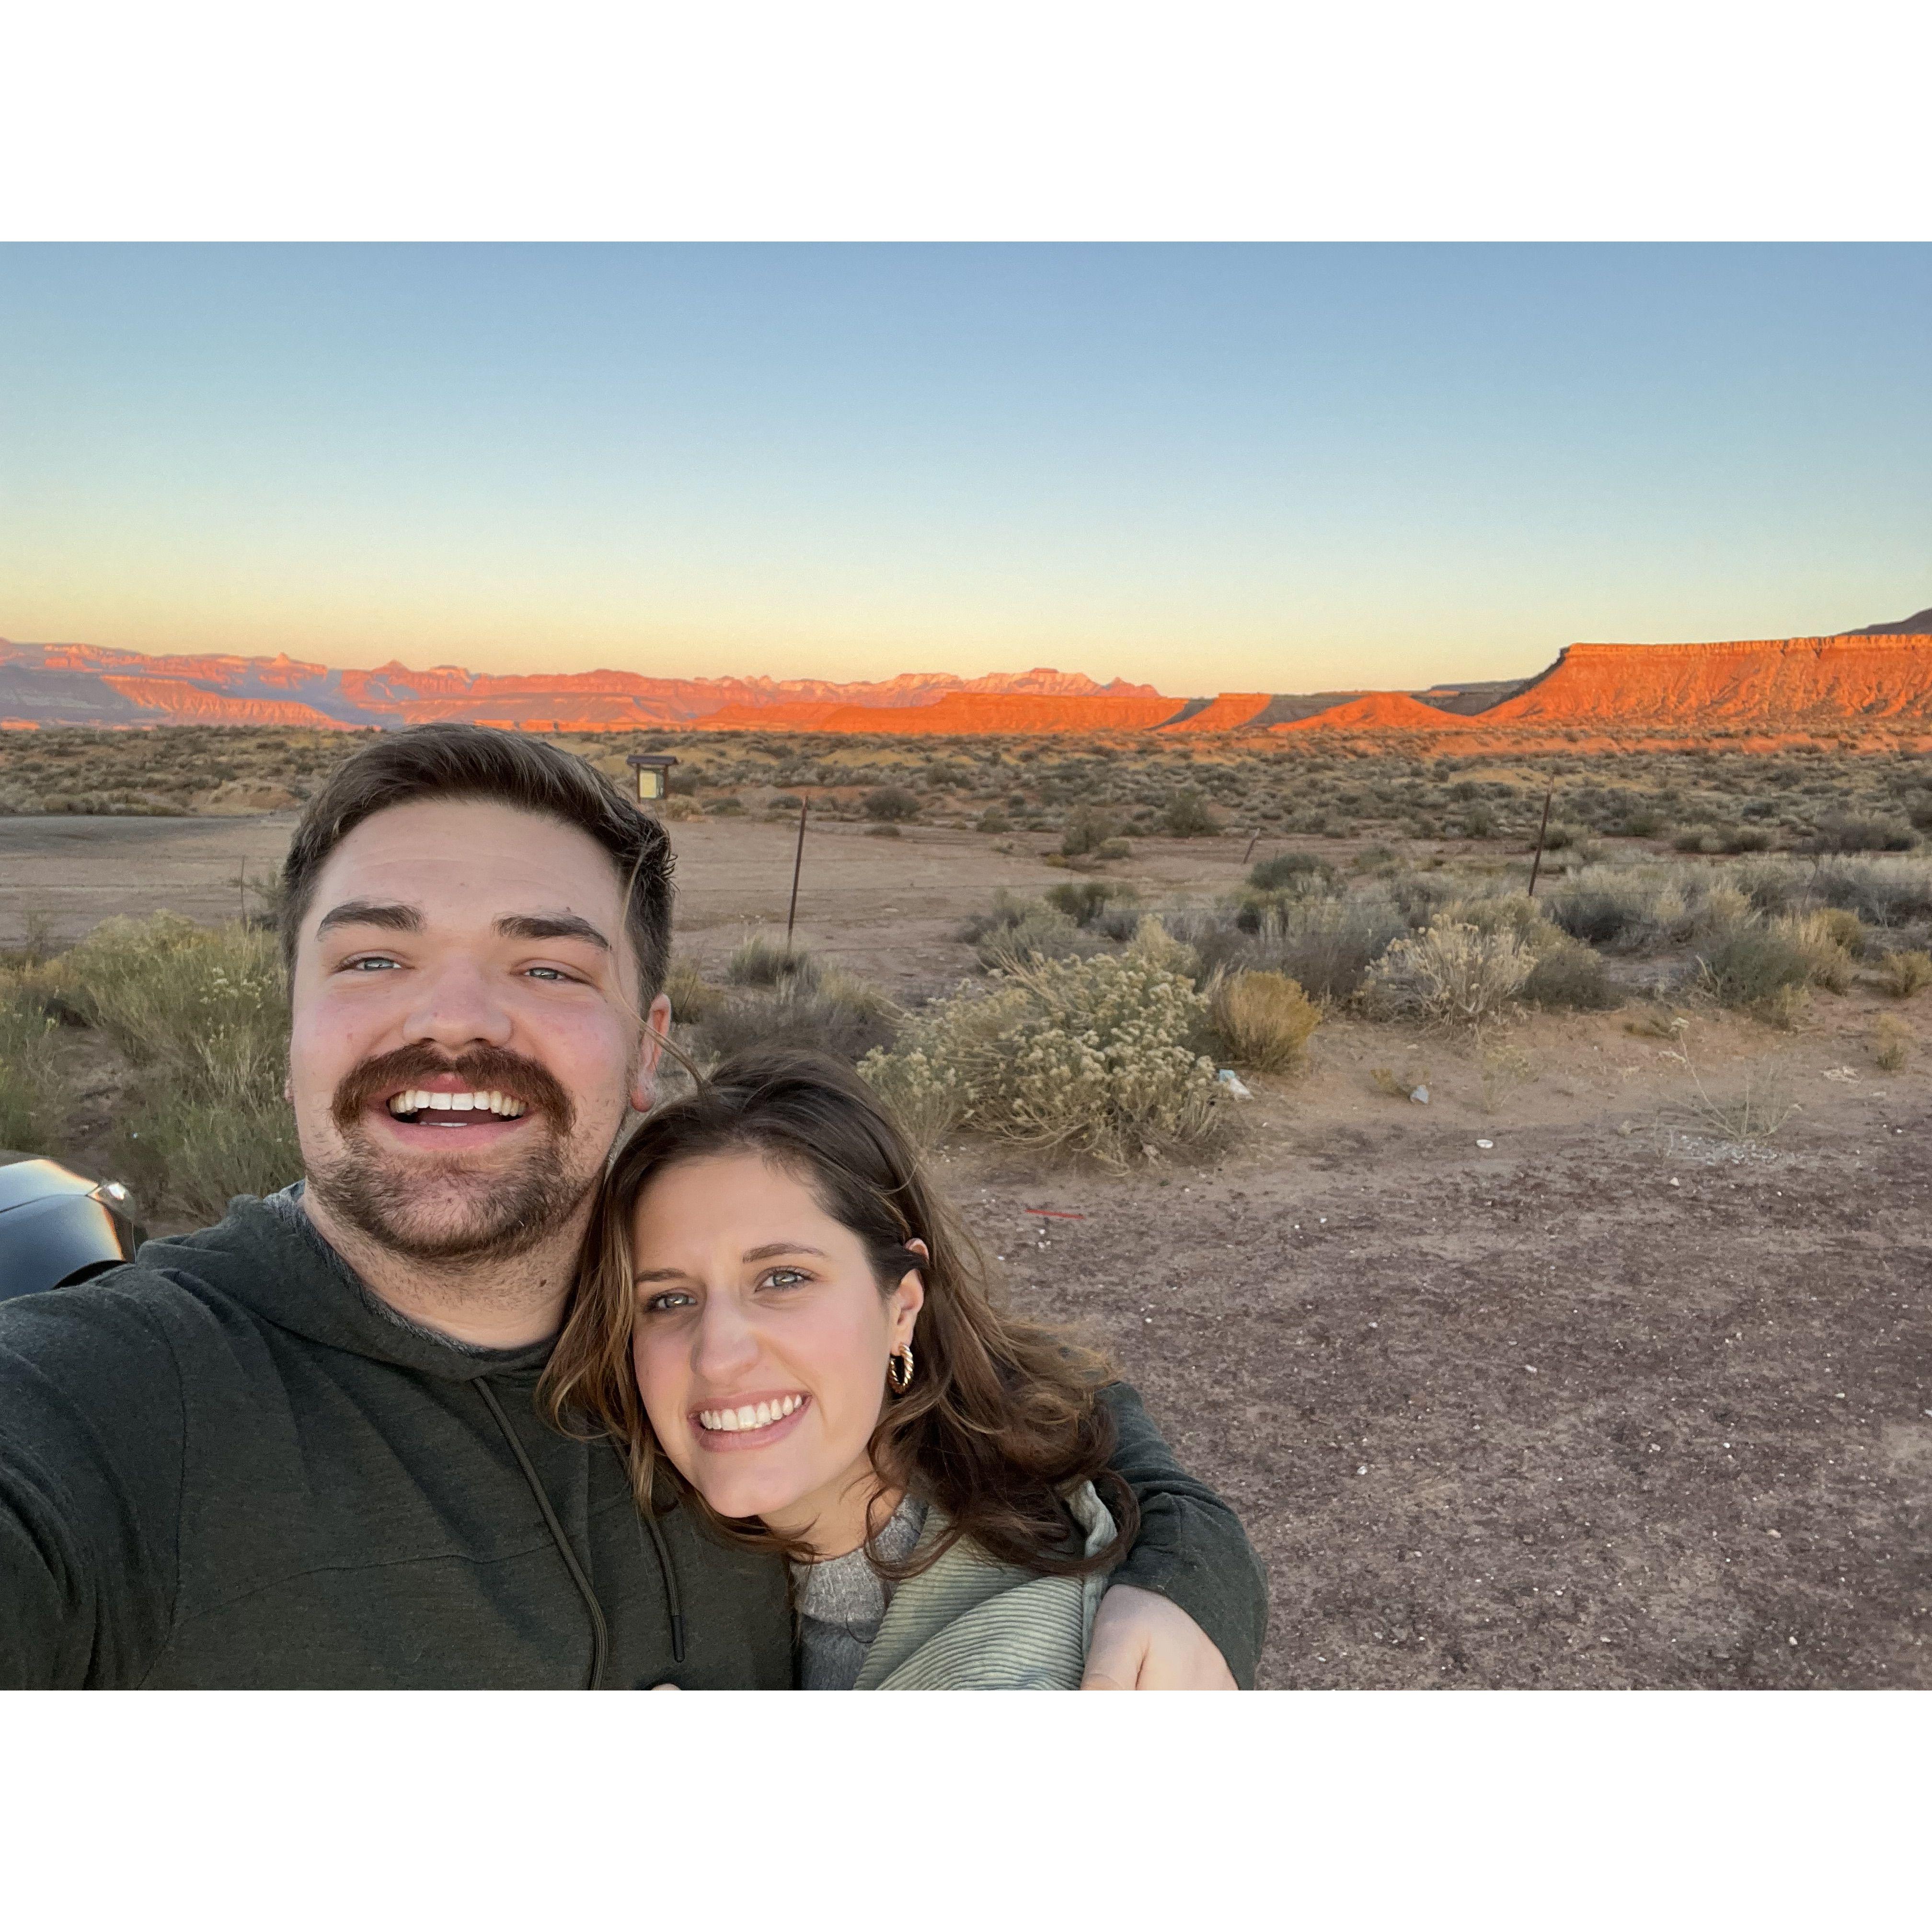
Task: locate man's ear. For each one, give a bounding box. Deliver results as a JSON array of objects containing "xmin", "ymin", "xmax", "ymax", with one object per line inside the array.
[{"xmin": 628, "ymin": 993, "xmax": 674, "ymax": 1112}]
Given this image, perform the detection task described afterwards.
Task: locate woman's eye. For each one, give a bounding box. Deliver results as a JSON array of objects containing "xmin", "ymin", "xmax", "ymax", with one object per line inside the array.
[
  {"xmin": 759, "ymin": 1268, "xmax": 810, "ymax": 1291},
  {"xmin": 642, "ymin": 1290, "xmax": 696, "ymax": 1314},
  {"xmin": 344, "ymin": 957, "xmax": 401, "ymax": 972}
]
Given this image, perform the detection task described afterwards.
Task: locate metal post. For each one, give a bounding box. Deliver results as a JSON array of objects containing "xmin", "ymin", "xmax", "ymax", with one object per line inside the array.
[
  {"xmin": 785, "ymin": 799, "xmax": 810, "ymax": 949},
  {"xmin": 1527, "ymin": 777, "xmax": 1556, "ymax": 898},
  {"xmin": 1242, "ymin": 828, "xmax": 1260, "ymax": 867}
]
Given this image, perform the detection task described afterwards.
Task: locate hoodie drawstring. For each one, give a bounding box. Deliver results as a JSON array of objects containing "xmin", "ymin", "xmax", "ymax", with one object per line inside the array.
[
  {"xmin": 476, "ymin": 1376, "xmax": 609, "ymax": 1690},
  {"xmin": 620, "ymin": 1444, "xmax": 686, "ymax": 1666}
]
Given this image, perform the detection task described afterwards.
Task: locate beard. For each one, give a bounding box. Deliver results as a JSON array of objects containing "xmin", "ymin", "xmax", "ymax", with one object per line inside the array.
[{"xmin": 306, "ymin": 1042, "xmax": 598, "ymax": 1265}]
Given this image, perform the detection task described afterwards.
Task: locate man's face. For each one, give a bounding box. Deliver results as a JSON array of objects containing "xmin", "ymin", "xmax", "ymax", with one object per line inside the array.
[{"xmin": 288, "ymin": 798, "xmax": 668, "ymax": 1264}]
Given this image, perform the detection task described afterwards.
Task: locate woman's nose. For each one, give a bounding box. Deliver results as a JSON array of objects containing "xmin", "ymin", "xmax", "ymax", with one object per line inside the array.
[{"xmin": 690, "ymin": 1299, "xmax": 761, "ymax": 1381}]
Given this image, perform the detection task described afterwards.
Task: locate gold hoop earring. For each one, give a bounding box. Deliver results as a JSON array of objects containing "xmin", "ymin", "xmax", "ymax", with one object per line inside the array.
[{"xmin": 887, "ymin": 1343, "xmax": 915, "ymax": 1395}]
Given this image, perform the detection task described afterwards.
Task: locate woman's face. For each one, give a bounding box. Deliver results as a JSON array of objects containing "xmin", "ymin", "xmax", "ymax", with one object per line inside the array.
[{"xmin": 629, "ymin": 1150, "xmax": 923, "ymax": 1550}]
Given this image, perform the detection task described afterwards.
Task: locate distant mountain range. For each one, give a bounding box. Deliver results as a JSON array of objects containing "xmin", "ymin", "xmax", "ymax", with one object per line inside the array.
[
  {"xmin": 0, "ymin": 639, "xmax": 1159, "ymax": 731},
  {"xmin": 2, "ymin": 610, "xmax": 1928, "ymax": 740}
]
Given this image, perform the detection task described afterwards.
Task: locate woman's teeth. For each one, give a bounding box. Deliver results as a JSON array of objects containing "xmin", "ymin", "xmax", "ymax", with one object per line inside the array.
[
  {"xmin": 698, "ymin": 1395, "xmax": 804, "ymax": 1434},
  {"xmin": 386, "ymin": 1090, "xmax": 527, "ymax": 1119}
]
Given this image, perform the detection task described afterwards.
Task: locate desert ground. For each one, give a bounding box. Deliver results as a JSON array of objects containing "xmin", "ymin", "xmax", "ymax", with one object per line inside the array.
[{"xmin": 4, "ymin": 796, "xmax": 1926, "ymax": 1691}]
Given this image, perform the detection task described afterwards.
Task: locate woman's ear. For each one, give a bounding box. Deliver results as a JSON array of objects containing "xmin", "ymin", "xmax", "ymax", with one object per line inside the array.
[{"xmin": 892, "ymin": 1240, "xmax": 928, "ymax": 1342}]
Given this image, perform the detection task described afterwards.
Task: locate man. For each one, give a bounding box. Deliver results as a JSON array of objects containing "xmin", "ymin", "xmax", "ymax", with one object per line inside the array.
[{"xmin": 0, "ymin": 724, "xmax": 1265, "ymax": 1689}]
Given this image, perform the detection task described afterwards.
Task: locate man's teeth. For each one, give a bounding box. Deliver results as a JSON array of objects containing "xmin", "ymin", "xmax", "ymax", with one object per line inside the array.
[
  {"xmin": 698, "ymin": 1395, "xmax": 804, "ymax": 1434},
  {"xmin": 385, "ymin": 1090, "xmax": 528, "ymax": 1119}
]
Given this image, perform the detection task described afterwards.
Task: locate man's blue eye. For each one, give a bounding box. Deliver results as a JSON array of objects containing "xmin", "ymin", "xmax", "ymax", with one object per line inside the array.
[
  {"xmin": 348, "ymin": 958, "xmax": 400, "ymax": 971},
  {"xmin": 526, "ymin": 966, "xmax": 570, "ymax": 981}
]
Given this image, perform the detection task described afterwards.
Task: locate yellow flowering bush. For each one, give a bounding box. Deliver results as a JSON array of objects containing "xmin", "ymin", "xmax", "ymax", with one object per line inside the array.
[{"xmin": 861, "ymin": 950, "xmax": 1234, "ymax": 1170}]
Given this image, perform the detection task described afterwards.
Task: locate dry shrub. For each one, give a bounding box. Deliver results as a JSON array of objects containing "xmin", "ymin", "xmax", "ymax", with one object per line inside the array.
[
  {"xmin": 1807, "ymin": 907, "xmax": 1866, "ymax": 958},
  {"xmin": 38, "ymin": 912, "xmax": 300, "ymax": 1221},
  {"xmin": 1809, "ymin": 856, "xmax": 1932, "ymax": 926},
  {"xmin": 695, "ymin": 967, "xmax": 898, "ymax": 1068},
  {"xmin": 862, "ymin": 784, "xmax": 920, "ymax": 823},
  {"xmin": 1692, "ymin": 921, "xmax": 1814, "ymax": 1025},
  {"xmin": 1160, "ymin": 789, "xmax": 1221, "ymax": 838},
  {"xmin": 1522, "ymin": 939, "xmax": 1617, "ymax": 1011},
  {"xmin": 1870, "ymin": 1015, "xmax": 1911, "ymax": 1072},
  {"xmin": 1448, "ymin": 895, "xmax": 1617, "ymax": 1011},
  {"xmin": 1364, "ymin": 922, "xmax": 1534, "ymax": 1025},
  {"xmin": 1208, "ymin": 970, "xmax": 1321, "ymax": 1072},
  {"xmin": 0, "ymin": 981, "xmax": 68, "ymax": 1154},
  {"xmin": 1247, "ymin": 851, "xmax": 1339, "ymax": 895},
  {"xmin": 724, "ymin": 935, "xmax": 818, "ymax": 989},
  {"xmin": 663, "ymin": 957, "xmax": 725, "ymax": 1025},
  {"xmin": 970, "ymin": 899, "xmax": 1102, "ymax": 971},
  {"xmin": 860, "ymin": 951, "xmax": 1234, "ymax": 1170},
  {"xmin": 1044, "ymin": 880, "xmax": 1138, "ymax": 928},
  {"xmin": 1874, "ymin": 949, "xmax": 1932, "ymax": 999},
  {"xmin": 1208, "ymin": 891, "xmax": 1409, "ymax": 1003},
  {"xmin": 1670, "ymin": 1055, "xmax": 1799, "ymax": 1145},
  {"xmin": 1547, "ymin": 864, "xmax": 1697, "ymax": 951},
  {"xmin": 1127, "ymin": 915, "xmax": 1202, "ymax": 982},
  {"xmin": 1777, "ymin": 912, "xmax": 1856, "ymax": 993}
]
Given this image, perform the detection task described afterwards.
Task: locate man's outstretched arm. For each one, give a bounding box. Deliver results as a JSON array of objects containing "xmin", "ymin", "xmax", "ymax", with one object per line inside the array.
[
  {"xmin": 0, "ymin": 1287, "xmax": 184, "ymax": 1689},
  {"xmin": 1093, "ymin": 1380, "xmax": 1268, "ymax": 1688}
]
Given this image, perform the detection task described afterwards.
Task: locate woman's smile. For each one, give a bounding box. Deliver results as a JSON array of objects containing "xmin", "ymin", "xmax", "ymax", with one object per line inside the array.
[{"xmin": 691, "ymin": 1391, "xmax": 811, "ymax": 1448}]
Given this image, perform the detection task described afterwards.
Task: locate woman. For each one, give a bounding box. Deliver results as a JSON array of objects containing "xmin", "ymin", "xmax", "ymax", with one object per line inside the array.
[{"xmin": 545, "ymin": 1049, "xmax": 1137, "ymax": 1689}]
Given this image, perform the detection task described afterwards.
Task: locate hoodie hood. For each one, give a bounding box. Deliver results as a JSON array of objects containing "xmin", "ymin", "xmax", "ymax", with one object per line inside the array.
[{"xmin": 134, "ymin": 1195, "xmax": 556, "ymax": 1383}]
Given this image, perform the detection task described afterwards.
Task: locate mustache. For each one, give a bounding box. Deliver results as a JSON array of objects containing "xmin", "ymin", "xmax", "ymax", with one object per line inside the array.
[{"xmin": 330, "ymin": 1044, "xmax": 577, "ymax": 1137}]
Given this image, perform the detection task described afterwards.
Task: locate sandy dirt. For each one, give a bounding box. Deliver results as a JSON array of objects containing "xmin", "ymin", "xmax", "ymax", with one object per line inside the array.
[
  {"xmin": 4, "ymin": 811, "xmax": 1927, "ymax": 1689},
  {"xmin": 0, "ymin": 814, "xmax": 302, "ymax": 945}
]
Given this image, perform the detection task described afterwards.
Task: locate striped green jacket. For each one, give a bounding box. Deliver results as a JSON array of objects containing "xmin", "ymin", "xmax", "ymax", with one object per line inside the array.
[{"xmin": 852, "ymin": 1483, "xmax": 1117, "ymax": 1691}]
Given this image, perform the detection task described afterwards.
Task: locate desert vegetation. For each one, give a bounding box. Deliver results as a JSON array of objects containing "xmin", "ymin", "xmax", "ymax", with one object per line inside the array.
[
  {"xmin": 1, "ymin": 912, "xmax": 298, "ymax": 1223},
  {"xmin": 6, "ymin": 722, "xmax": 1929, "ymax": 1211},
  {"xmin": 10, "ymin": 830, "xmax": 1931, "ymax": 1218},
  {"xmin": 8, "ymin": 726, "xmax": 1931, "ymax": 869}
]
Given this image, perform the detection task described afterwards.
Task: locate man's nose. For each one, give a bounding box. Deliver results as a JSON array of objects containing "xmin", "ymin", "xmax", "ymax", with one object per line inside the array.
[{"xmin": 402, "ymin": 957, "xmax": 515, "ymax": 1051}]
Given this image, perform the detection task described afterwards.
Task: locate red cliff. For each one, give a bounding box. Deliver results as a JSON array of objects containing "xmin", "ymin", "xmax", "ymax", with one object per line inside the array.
[
  {"xmin": 1482, "ymin": 634, "xmax": 1932, "ymax": 729},
  {"xmin": 99, "ymin": 676, "xmax": 352, "ymax": 728},
  {"xmin": 1271, "ymin": 691, "xmax": 1478, "ymax": 734},
  {"xmin": 1160, "ymin": 693, "xmax": 1275, "ymax": 734}
]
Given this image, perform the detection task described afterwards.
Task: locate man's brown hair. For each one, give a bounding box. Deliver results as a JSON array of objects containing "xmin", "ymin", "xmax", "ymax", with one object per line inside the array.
[{"xmin": 279, "ymin": 723, "xmax": 674, "ymax": 1003}]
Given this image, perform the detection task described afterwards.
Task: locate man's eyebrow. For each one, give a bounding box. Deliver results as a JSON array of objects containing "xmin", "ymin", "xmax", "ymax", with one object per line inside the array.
[
  {"xmin": 314, "ymin": 900, "xmax": 424, "ymax": 940},
  {"xmin": 495, "ymin": 912, "xmax": 611, "ymax": 951}
]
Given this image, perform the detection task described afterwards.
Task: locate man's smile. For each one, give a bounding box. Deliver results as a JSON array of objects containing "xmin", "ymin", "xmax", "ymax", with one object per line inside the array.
[
  {"xmin": 367, "ymin": 1071, "xmax": 544, "ymax": 1146},
  {"xmin": 384, "ymin": 1088, "xmax": 529, "ymax": 1122}
]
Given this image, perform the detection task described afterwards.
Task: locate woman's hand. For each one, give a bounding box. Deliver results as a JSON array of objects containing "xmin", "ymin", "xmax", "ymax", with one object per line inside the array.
[{"xmin": 1081, "ymin": 1584, "xmax": 1238, "ymax": 1690}]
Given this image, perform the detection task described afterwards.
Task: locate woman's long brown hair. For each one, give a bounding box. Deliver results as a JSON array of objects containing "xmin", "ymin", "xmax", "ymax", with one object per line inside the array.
[{"xmin": 540, "ymin": 1048, "xmax": 1137, "ymax": 1578}]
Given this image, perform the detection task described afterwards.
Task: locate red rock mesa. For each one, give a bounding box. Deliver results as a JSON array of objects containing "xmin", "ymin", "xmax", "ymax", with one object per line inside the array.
[{"xmin": 4, "ymin": 617, "xmax": 1928, "ymax": 743}]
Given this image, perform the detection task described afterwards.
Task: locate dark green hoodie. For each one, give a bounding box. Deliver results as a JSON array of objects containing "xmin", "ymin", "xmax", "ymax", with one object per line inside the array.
[{"xmin": 0, "ymin": 1197, "xmax": 1266, "ymax": 1689}]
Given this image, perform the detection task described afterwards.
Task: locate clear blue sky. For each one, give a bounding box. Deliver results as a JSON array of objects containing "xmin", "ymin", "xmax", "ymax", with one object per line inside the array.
[{"xmin": 1, "ymin": 244, "xmax": 1925, "ymax": 694}]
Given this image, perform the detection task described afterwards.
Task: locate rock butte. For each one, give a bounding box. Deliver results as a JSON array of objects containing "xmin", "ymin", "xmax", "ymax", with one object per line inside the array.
[{"xmin": 3, "ymin": 619, "xmax": 1929, "ymax": 745}]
